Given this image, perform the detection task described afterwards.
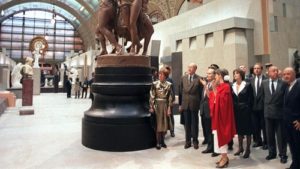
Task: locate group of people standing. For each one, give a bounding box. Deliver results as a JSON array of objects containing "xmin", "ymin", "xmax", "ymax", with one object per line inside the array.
[
  {"xmin": 65, "ymin": 73, "xmax": 94, "ymax": 100},
  {"xmin": 149, "ymin": 63, "xmax": 300, "ymax": 169}
]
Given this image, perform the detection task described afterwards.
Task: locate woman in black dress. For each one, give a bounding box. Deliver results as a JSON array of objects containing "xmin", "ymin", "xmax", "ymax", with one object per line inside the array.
[{"xmin": 232, "ymin": 68, "xmax": 253, "ymax": 158}]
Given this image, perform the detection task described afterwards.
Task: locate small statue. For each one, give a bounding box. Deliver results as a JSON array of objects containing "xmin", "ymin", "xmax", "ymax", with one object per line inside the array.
[
  {"xmin": 11, "ymin": 63, "xmax": 24, "ymax": 88},
  {"xmin": 21, "ymin": 57, "xmax": 34, "ymax": 78},
  {"xmin": 69, "ymin": 67, "xmax": 78, "ymax": 84}
]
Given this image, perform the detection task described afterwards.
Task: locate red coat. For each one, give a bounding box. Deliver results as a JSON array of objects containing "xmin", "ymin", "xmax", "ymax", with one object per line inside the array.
[{"xmin": 209, "ymin": 83, "xmax": 236, "ymax": 147}]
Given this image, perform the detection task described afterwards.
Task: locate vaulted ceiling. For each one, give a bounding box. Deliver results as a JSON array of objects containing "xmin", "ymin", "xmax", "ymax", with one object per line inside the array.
[{"xmin": 0, "ymin": 0, "xmax": 198, "ymax": 50}]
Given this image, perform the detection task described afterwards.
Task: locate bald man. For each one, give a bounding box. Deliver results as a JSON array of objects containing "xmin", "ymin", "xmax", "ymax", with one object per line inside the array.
[
  {"xmin": 261, "ymin": 66, "xmax": 288, "ymax": 163},
  {"xmin": 283, "ymin": 67, "xmax": 300, "ymax": 169},
  {"xmin": 179, "ymin": 63, "xmax": 203, "ymax": 149}
]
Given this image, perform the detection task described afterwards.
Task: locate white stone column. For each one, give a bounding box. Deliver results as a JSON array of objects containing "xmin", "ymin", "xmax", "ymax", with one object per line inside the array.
[{"xmin": 33, "ymin": 68, "xmax": 41, "ymax": 95}]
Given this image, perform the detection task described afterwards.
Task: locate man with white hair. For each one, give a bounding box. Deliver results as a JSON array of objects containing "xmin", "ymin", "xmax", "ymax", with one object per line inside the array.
[
  {"xmin": 179, "ymin": 63, "xmax": 203, "ymax": 149},
  {"xmin": 262, "ymin": 66, "xmax": 288, "ymax": 163},
  {"xmin": 282, "ymin": 67, "xmax": 300, "ymax": 169}
]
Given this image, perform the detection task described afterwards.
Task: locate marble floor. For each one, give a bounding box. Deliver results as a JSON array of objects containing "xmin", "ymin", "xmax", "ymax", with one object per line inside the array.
[{"xmin": 0, "ymin": 93, "xmax": 291, "ymax": 169}]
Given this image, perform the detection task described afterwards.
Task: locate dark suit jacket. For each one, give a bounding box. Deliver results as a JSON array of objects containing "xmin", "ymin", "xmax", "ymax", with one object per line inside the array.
[
  {"xmin": 262, "ymin": 78, "xmax": 288, "ymax": 119},
  {"xmin": 283, "ymin": 79, "xmax": 300, "ymax": 123},
  {"xmin": 199, "ymin": 83, "xmax": 210, "ymax": 118},
  {"xmin": 178, "ymin": 74, "xmax": 203, "ymax": 112},
  {"xmin": 250, "ymin": 75, "xmax": 266, "ymax": 111}
]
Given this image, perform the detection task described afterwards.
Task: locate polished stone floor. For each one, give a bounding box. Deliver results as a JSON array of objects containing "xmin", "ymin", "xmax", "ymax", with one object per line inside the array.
[{"xmin": 0, "ymin": 93, "xmax": 291, "ymax": 169}]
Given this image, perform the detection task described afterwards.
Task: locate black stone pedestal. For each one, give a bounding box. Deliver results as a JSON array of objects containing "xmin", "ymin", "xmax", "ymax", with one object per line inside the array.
[{"xmin": 82, "ymin": 55, "xmax": 156, "ymax": 151}]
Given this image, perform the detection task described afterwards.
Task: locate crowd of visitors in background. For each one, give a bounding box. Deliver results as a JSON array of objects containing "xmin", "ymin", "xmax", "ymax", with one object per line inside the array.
[
  {"xmin": 149, "ymin": 62, "xmax": 300, "ymax": 169},
  {"xmin": 64, "ymin": 73, "xmax": 94, "ymax": 100}
]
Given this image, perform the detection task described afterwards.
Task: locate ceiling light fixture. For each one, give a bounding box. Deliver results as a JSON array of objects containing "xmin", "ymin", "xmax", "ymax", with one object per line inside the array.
[{"xmin": 80, "ymin": 6, "xmax": 85, "ymax": 11}]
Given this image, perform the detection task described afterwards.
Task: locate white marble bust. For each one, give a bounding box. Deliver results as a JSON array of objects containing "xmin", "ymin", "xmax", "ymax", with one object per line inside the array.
[{"xmin": 22, "ymin": 57, "xmax": 34, "ymax": 78}]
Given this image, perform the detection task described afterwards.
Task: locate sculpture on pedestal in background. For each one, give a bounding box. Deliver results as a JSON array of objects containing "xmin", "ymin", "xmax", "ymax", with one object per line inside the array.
[
  {"xmin": 96, "ymin": 0, "xmax": 154, "ymax": 56},
  {"xmin": 32, "ymin": 43, "xmax": 42, "ymax": 68},
  {"xmin": 11, "ymin": 63, "xmax": 24, "ymax": 88},
  {"xmin": 29, "ymin": 36, "xmax": 48, "ymax": 67},
  {"xmin": 69, "ymin": 67, "xmax": 78, "ymax": 84},
  {"xmin": 21, "ymin": 57, "xmax": 34, "ymax": 79}
]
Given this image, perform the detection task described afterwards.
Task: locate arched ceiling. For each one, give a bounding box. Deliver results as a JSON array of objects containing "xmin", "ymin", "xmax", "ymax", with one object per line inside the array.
[
  {"xmin": 0, "ymin": 2, "xmax": 81, "ymax": 27},
  {"xmin": 0, "ymin": 0, "xmax": 98, "ymax": 28},
  {"xmin": 0, "ymin": 0, "xmax": 202, "ymax": 50}
]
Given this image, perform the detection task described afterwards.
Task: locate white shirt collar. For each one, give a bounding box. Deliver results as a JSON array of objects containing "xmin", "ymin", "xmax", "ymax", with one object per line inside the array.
[
  {"xmin": 289, "ymin": 79, "xmax": 297, "ymax": 91},
  {"xmin": 232, "ymin": 81, "xmax": 246, "ymax": 96},
  {"xmin": 269, "ymin": 78, "xmax": 278, "ymax": 82}
]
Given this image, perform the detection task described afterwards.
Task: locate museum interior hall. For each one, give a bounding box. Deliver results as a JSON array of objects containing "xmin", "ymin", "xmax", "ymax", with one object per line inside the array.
[{"xmin": 1, "ymin": 0, "xmax": 300, "ymax": 169}]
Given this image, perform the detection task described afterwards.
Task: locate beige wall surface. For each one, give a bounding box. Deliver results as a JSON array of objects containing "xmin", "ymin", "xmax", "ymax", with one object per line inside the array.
[
  {"xmin": 268, "ymin": 0, "xmax": 300, "ymax": 70},
  {"xmin": 152, "ymin": 0, "xmax": 264, "ymax": 58},
  {"xmin": 152, "ymin": 0, "xmax": 300, "ymax": 75}
]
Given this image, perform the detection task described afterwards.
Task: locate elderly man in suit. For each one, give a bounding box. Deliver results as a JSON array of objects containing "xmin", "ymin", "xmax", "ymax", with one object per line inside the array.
[
  {"xmin": 179, "ymin": 63, "xmax": 203, "ymax": 149},
  {"xmin": 262, "ymin": 66, "xmax": 288, "ymax": 163},
  {"xmin": 251, "ymin": 63, "xmax": 268, "ymax": 149},
  {"xmin": 282, "ymin": 67, "xmax": 300, "ymax": 169}
]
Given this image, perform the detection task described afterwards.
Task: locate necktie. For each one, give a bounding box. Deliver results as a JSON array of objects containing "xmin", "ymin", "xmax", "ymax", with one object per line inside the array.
[
  {"xmin": 189, "ymin": 75, "xmax": 193, "ymax": 84},
  {"xmin": 271, "ymin": 80, "xmax": 275, "ymax": 95},
  {"xmin": 256, "ymin": 76, "xmax": 260, "ymax": 95}
]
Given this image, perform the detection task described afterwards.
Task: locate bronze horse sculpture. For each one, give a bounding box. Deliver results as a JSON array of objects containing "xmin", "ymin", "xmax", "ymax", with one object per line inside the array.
[{"xmin": 96, "ymin": 0, "xmax": 154, "ymax": 56}]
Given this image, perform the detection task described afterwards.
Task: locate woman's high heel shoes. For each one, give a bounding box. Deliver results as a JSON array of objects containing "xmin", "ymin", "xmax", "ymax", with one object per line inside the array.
[
  {"xmin": 216, "ymin": 157, "xmax": 229, "ymax": 168},
  {"xmin": 243, "ymin": 149, "xmax": 251, "ymax": 158},
  {"xmin": 234, "ymin": 149, "xmax": 244, "ymax": 156}
]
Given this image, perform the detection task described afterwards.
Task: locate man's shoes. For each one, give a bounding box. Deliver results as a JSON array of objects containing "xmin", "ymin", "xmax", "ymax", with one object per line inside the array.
[
  {"xmin": 202, "ymin": 149, "xmax": 213, "ymax": 154},
  {"xmin": 252, "ymin": 142, "xmax": 263, "ymax": 148},
  {"xmin": 156, "ymin": 144, "xmax": 161, "ymax": 150},
  {"xmin": 211, "ymin": 152, "xmax": 220, "ymax": 157},
  {"xmin": 202, "ymin": 140, "xmax": 208, "ymax": 145},
  {"xmin": 184, "ymin": 143, "xmax": 192, "ymax": 149},
  {"xmin": 262, "ymin": 144, "xmax": 268, "ymax": 150},
  {"xmin": 193, "ymin": 144, "xmax": 199, "ymax": 150},
  {"xmin": 280, "ymin": 156, "xmax": 288, "ymax": 164},
  {"xmin": 170, "ymin": 131, "xmax": 175, "ymax": 137},
  {"xmin": 265, "ymin": 154, "xmax": 276, "ymax": 160},
  {"xmin": 161, "ymin": 142, "xmax": 167, "ymax": 148}
]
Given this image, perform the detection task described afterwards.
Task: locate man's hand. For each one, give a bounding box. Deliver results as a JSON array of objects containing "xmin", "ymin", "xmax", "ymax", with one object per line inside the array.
[
  {"xmin": 149, "ymin": 108, "xmax": 154, "ymax": 113},
  {"xmin": 179, "ymin": 106, "xmax": 183, "ymax": 113},
  {"xmin": 199, "ymin": 78, "xmax": 206, "ymax": 86},
  {"xmin": 167, "ymin": 107, "xmax": 171, "ymax": 116},
  {"xmin": 293, "ymin": 120, "xmax": 300, "ymax": 131}
]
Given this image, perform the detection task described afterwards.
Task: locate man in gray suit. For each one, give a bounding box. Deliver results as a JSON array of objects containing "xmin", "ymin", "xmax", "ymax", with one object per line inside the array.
[
  {"xmin": 282, "ymin": 67, "xmax": 300, "ymax": 169},
  {"xmin": 251, "ymin": 63, "xmax": 268, "ymax": 149},
  {"xmin": 262, "ymin": 66, "xmax": 288, "ymax": 163},
  {"xmin": 200, "ymin": 66, "xmax": 215, "ymax": 153},
  {"xmin": 179, "ymin": 63, "xmax": 203, "ymax": 149}
]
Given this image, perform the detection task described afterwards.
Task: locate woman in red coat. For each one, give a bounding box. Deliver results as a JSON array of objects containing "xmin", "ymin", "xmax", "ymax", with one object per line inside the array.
[{"xmin": 209, "ymin": 69, "xmax": 236, "ymax": 168}]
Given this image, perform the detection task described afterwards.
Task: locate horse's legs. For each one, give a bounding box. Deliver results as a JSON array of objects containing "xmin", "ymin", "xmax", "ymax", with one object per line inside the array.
[
  {"xmin": 141, "ymin": 14, "xmax": 154, "ymax": 55},
  {"xmin": 129, "ymin": 0, "xmax": 142, "ymax": 54},
  {"xmin": 98, "ymin": 5, "xmax": 122, "ymax": 53},
  {"xmin": 96, "ymin": 30, "xmax": 108, "ymax": 55}
]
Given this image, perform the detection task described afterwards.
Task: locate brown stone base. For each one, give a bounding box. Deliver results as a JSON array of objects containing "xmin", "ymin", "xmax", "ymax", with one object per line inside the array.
[
  {"xmin": 19, "ymin": 106, "xmax": 34, "ymax": 115},
  {"xmin": 97, "ymin": 55, "xmax": 150, "ymax": 67}
]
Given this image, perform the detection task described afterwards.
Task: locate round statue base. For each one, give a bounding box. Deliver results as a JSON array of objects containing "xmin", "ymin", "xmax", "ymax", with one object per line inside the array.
[{"xmin": 82, "ymin": 55, "xmax": 156, "ymax": 152}]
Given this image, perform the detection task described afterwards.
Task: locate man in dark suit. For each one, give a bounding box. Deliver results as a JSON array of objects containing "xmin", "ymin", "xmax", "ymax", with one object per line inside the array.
[
  {"xmin": 262, "ymin": 66, "xmax": 288, "ymax": 163},
  {"xmin": 282, "ymin": 67, "xmax": 300, "ymax": 169},
  {"xmin": 251, "ymin": 63, "xmax": 268, "ymax": 149},
  {"xmin": 200, "ymin": 67, "xmax": 215, "ymax": 153},
  {"xmin": 179, "ymin": 63, "xmax": 203, "ymax": 149}
]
